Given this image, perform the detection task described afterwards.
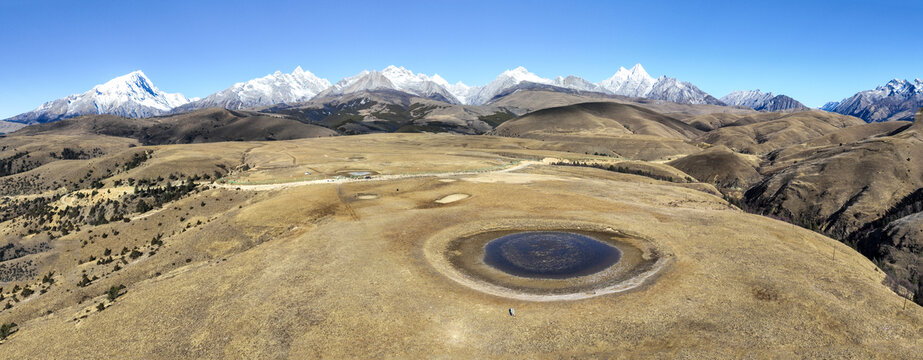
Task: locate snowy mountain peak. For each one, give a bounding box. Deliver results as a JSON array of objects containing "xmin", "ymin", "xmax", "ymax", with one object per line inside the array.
[
  {"xmin": 825, "ymin": 77, "xmax": 923, "ymax": 122},
  {"xmin": 498, "ymin": 66, "xmax": 549, "ymax": 84},
  {"xmin": 460, "ymin": 67, "xmax": 555, "ymax": 105},
  {"xmin": 504, "ymin": 66, "xmax": 528, "ymax": 75},
  {"xmin": 5, "ymin": 70, "xmax": 189, "ymax": 124},
  {"xmin": 721, "ymin": 89, "xmax": 773, "ymax": 105},
  {"xmin": 92, "ymin": 70, "xmax": 186, "ymax": 108},
  {"xmin": 104, "ymin": 70, "xmax": 148, "ymax": 85},
  {"xmin": 175, "ymin": 66, "xmax": 331, "ymax": 112},
  {"xmin": 628, "ymin": 63, "xmax": 650, "ymax": 78},
  {"xmin": 319, "ymin": 66, "xmax": 461, "ymax": 104},
  {"xmin": 599, "ymin": 63, "xmax": 656, "ymax": 97},
  {"xmin": 551, "ymin": 75, "xmax": 605, "ymax": 93},
  {"xmin": 430, "ymin": 73, "xmax": 449, "ymax": 86},
  {"xmin": 720, "ymin": 89, "xmax": 805, "ymax": 112}
]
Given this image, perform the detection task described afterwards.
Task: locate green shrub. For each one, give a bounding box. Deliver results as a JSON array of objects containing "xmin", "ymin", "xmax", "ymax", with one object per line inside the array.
[
  {"xmin": 0, "ymin": 322, "xmax": 17, "ymax": 340},
  {"xmin": 106, "ymin": 284, "xmax": 125, "ymax": 302}
]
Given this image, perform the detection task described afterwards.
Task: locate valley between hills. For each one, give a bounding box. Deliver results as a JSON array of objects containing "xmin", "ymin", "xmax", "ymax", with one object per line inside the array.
[{"xmin": 0, "ymin": 88, "xmax": 921, "ymax": 357}]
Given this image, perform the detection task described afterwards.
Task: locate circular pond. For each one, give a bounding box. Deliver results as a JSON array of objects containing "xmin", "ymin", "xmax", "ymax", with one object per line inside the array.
[
  {"xmin": 483, "ymin": 231, "xmax": 621, "ymax": 279},
  {"xmin": 426, "ymin": 222, "xmax": 670, "ymax": 301}
]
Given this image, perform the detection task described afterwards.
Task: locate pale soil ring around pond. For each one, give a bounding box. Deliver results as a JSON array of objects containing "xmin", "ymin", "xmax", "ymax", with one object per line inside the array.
[{"xmin": 424, "ymin": 219, "xmax": 672, "ymax": 302}]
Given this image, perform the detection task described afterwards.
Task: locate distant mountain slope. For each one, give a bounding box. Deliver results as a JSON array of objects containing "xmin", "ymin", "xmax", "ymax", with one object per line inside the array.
[
  {"xmin": 5, "ymin": 71, "xmax": 189, "ymax": 124},
  {"xmin": 668, "ymin": 145, "xmax": 762, "ymax": 193},
  {"xmin": 175, "ymin": 67, "xmax": 330, "ymax": 112},
  {"xmin": 264, "ymin": 86, "xmax": 753, "ymax": 136},
  {"xmin": 265, "ymin": 90, "xmax": 507, "ymax": 135},
  {"xmin": 13, "ymin": 108, "xmax": 335, "ymax": 144},
  {"xmin": 488, "ymin": 101, "xmax": 703, "ymax": 161},
  {"xmin": 721, "ymin": 90, "xmax": 807, "ymax": 112},
  {"xmin": 492, "ymin": 102, "xmax": 703, "ymax": 140},
  {"xmin": 0, "ymin": 120, "xmax": 26, "ymax": 134},
  {"xmin": 743, "ymin": 120, "xmax": 923, "ymax": 297},
  {"xmin": 486, "ymin": 88, "xmax": 753, "ymax": 122},
  {"xmin": 694, "ymin": 110, "xmax": 865, "ymax": 154},
  {"xmin": 822, "ymin": 79, "xmax": 923, "ymax": 122}
]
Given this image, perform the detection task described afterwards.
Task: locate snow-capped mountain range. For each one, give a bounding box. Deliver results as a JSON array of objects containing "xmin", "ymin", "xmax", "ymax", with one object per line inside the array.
[
  {"xmin": 316, "ymin": 64, "xmax": 722, "ymax": 106},
  {"xmin": 6, "ymin": 71, "xmax": 190, "ymax": 124},
  {"xmin": 821, "ymin": 79, "xmax": 923, "ymax": 122},
  {"xmin": 175, "ymin": 66, "xmax": 330, "ymax": 112},
  {"xmin": 720, "ymin": 90, "xmax": 806, "ymax": 112},
  {"xmin": 7, "ymin": 64, "xmax": 734, "ymax": 125},
  {"xmin": 6, "ymin": 64, "xmax": 917, "ymax": 125}
]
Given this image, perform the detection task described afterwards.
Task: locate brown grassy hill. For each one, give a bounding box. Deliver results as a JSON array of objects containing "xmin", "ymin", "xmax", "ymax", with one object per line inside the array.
[
  {"xmin": 488, "ymin": 102, "xmax": 704, "ymax": 161},
  {"xmin": 767, "ymin": 121, "xmax": 911, "ymax": 164},
  {"xmin": 489, "ymin": 89, "xmax": 755, "ymax": 121},
  {"xmin": 267, "ymin": 90, "xmax": 513, "ymax": 135},
  {"xmin": 746, "ymin": 122, "xmax": 923, "ymax": 237},
  {"xmin": 14, "ymin": 108, "xmax": 336, "ymax": 145},
  {"xmin": 0, "ymin": 134, "xmax": 919, "ymax": 357},
  {"xmin": 484, "ymin": 88, "xmax": 618, "ymax": 114},
  {"xmin": 0, "ymin": 121, "xmax": 26, "ymax": 135},
  {"xmin": 854, "ymin": 211, "xmax": 923, "ymax": 300},
  {"xmin": 743, "ymin": 121, "xmax": 923, "ymax": 300},
  {"xmin": 694, "ymin": 110, "xmax": 865, "ymax": 154},
  {"xmin": 272, "ymin": 89, "xmax": 752, "ymax": 136},
  {"xmin": 667, "ymin": 145, "xmax": 761, "ymax": 196},
  {"xmin": 492, "ymin": 102, "xmax": 703, "ymax": 140},
  {"xmin": 0, "ymin": 134, "xmax": 138, "ymax": 179}
]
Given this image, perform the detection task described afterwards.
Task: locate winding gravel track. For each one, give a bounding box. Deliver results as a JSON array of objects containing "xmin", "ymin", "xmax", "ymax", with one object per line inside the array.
[{"xmin": 213, "ymin": 160, "xmax": 539, "ymax": 191}]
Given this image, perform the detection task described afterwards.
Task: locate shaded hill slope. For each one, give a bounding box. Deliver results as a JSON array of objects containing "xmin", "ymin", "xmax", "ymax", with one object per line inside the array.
[
  {"xmin": 694, "ymin": 111, "xmax": 865, "ymax": 154},
  {"xmin": 13, "ymin": 108, "xmax": 336, "ymax": 145},
  {"xmin": 492, "ymin": 102, "xmax": 703, "ymax": 140},
  {"xmin": 667, "ymin": 145, "xmax": 761, "ymax": 196}
]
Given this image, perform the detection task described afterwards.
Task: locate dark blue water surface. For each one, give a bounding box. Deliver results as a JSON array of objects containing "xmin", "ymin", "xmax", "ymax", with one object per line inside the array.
[{"xmin": 483, "ymin": 231, "xmax": 621, "ymax": 279}]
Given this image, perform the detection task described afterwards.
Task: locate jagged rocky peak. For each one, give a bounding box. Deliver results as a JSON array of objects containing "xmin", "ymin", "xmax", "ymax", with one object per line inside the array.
[{"xmin": 823, "ymin": 78, "xmax": 923, "ymax": 122}]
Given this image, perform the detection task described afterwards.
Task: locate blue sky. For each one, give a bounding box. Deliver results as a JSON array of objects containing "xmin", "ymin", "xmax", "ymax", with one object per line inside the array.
[{"xmin": 1, "ymin": 0, "xmax": 921, "ymax": 118}]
